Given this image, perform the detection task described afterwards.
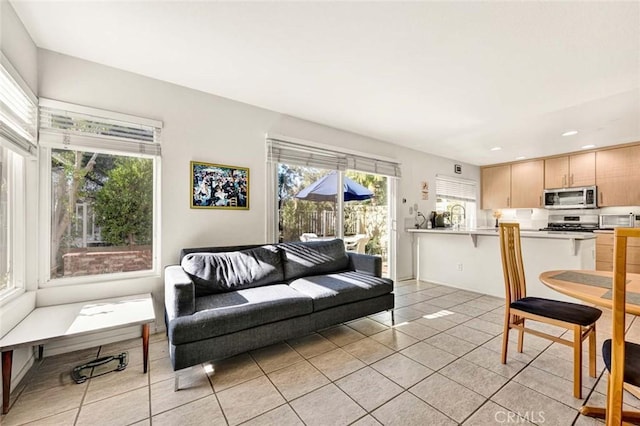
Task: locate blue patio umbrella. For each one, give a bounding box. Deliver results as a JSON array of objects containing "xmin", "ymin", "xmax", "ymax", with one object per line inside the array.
[{"xmin": 295, "ymin": 171, "xmax": 374, "ymax": 202}]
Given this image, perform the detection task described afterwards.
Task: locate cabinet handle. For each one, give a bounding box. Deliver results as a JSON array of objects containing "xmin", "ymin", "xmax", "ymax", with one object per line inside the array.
[
  {"xmin": 539, "ymin": 196, "xmax": 542, "ymax": 207},
  {"xmin": 562, "ymin": 175, "xmax": 566, "ymax": 187},
  {"xmin": 600, "ymin": 192, "xmax": 603, "ymax": 205},
  {"xmin": 507, "ymin": 196, "xmax": 510, "ymax": 207},
  {"xmin": 570, "ymin": 174, "xmax": 574, "ymax": 186}
]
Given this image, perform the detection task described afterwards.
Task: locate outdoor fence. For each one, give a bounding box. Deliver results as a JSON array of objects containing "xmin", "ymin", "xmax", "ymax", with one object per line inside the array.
[{"xmin": 279, "ymin": 205, "xmax": 388, "ymax": 259}]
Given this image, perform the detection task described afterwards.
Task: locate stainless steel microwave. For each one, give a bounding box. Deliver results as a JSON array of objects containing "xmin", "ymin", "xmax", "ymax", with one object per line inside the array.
[
  {"xmin": 543, "ymin": 186, "xmax": 597, "ymax": 209},
  {"xmin": 599, "ymin": 213, "xmax": 635, "ymax": 229}
]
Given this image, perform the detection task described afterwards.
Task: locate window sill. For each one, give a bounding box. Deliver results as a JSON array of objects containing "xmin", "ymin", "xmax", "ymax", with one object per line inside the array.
[
  {"xmin": 0, "ymin": 287, "xmax": 26, "ymax": 308},
  {"xmin": 39, "ymin": 269, "xmax": 161, "ymax": 289}
]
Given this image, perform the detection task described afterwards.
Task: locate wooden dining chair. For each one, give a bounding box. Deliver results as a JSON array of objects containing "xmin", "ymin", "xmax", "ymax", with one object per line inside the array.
[
  {"xmin": 499, "ymin": 223, "xmax": 602, "ymax": 399},
  {"xmin": 603, "ymin": 228, "xmax": 640, "ymax": 425}
]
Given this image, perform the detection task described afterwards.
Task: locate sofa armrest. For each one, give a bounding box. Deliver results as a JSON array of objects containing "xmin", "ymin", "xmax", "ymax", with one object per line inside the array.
[
  {"xmin": 164, "ymin": 265, "xmax": 196, "ymax": 320},
  {"xmin": 347, "ymin": 252, "xmax": 382, "ymax": 277}
]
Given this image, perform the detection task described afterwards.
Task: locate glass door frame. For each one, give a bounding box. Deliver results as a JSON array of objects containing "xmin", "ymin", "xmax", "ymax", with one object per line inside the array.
[{"xmin": 267, "ymin": 163, "xmax": 397, "ymax": 282}]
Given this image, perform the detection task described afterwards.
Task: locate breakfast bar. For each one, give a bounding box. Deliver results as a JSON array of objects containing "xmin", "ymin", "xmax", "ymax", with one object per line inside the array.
[{"xmin": 408, "ymin": 228, "xmax": 596, "ymax": 301}]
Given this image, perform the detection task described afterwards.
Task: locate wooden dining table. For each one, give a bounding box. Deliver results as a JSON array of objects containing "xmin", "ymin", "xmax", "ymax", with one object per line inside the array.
[{"xmin": 539, "ymin": 269, "xmax": 640, "ymax": 421}]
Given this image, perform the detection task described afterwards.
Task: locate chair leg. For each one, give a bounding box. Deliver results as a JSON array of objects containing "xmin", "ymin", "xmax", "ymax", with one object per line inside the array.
[
  {"xmin": 501, "ymin": 310, "xmax": 510, "ymax": 364},
  {"xmin": 588, "ymin": 325, "xmax": 597, "ymax": 378},
  {"xmin": 573, "ymin": 325, "xmax": 583, "ymax": 399},
  {"xmin": 517, "ymin": 318, "xmax": 524, "ymax": 353},
  {"xmin": 605, "ymin": 372, "xmax": 618, "ymax": 426}
]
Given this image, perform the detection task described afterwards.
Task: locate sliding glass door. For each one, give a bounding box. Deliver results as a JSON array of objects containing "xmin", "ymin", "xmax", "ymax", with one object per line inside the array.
[
  {"xmin": 277, "ymin": 164, "xmax": 337, "ymax": 242},
  {"xmin": 276, "ymin": 163, "xmax": 391, "ymax": 278}
]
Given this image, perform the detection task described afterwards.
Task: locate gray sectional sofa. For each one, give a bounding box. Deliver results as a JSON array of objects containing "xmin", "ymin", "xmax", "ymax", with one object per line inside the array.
[{"xmin": 164, "ymin": 238, "xmax": 394, "ymax": 378}]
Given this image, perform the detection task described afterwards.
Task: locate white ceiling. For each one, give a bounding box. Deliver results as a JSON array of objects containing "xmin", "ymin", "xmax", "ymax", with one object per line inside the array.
[{"xmin": 11, "ymin": 1, "xmax": 640, "ymax": 166}]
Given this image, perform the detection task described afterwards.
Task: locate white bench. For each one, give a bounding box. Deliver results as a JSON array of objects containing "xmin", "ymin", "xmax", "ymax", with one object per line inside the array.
[{"xmin": 0, "ymin": 293, "xmax": 155, "ymax": 414}]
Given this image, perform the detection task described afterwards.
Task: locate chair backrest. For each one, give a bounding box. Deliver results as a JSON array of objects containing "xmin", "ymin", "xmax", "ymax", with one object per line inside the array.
[
  {"xmin": 355, "ymin": 235, "xmax": 370, "ymax": 254},
  {"xmin": 608, "ymin": 227, "xmax": 640, "ymax": 424},
  {"xmin": 499, "ymin": 223, "xmax": 527, "ymax": 303},
  {"xmin": 299, "ymin": 233, "xmax": 318, "ymax": 242}
]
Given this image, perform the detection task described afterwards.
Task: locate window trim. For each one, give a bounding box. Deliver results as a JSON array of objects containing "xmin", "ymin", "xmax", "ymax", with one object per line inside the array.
[
  {"xmin": 0, "ymin": 52, "xmax": 34, "ymax": 303},
  {"xmin": 0, "ymin": 149, "xmax": 27, "ymax": 303}
]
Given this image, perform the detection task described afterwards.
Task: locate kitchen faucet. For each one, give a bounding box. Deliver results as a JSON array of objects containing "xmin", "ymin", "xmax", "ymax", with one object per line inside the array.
[{"xmin": 450, "ymin": 204, "xmax": 466, "ymax": 229}]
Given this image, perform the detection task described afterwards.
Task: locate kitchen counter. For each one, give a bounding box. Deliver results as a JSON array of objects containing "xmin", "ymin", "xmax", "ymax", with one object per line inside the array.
[
  {"xmin": 407, "ymin": 227, "xmax": 596, "ymax": 240},
  {"xmin": 409, "ymin": 227, "xmax": 596, "ymax": 301}
]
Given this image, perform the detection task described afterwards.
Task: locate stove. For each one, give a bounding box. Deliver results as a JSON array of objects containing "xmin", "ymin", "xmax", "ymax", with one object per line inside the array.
[{"xmin": 539, "ymin": 214, "xmax": 600, "ymax": 232}]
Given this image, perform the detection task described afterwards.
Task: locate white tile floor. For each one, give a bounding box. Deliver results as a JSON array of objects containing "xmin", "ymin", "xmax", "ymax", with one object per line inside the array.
[{"xmin": 2, "ymin": 279, "xmax": 638, "ymax": 425}]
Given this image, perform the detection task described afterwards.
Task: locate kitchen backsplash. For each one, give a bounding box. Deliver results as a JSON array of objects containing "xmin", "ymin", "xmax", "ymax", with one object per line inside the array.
[{"xmin": 479, "ymin": 207, "xmax": 640, "ymax": 229}]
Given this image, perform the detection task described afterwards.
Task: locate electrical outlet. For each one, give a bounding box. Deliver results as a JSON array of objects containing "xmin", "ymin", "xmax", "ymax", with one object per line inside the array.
[{"xmin": 456, "ymin": 263, "xmax": 463, "ymax": 271}]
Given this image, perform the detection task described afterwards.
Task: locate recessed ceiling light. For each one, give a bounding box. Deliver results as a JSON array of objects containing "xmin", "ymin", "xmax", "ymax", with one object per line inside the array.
[
  {"xmin": 562, "ymin": 130, "xmax": 579, "ymax": 137},
  {"xmin": 515, "ymin": 156, "xmax": 526, "ymax": 160},
  {"xmin": 581, "ymin": 144, "xmax": 596, "ymax": 149},
  {"xmin": 490, "ymin": 146, "xmax": 502, "ymax": 151}
]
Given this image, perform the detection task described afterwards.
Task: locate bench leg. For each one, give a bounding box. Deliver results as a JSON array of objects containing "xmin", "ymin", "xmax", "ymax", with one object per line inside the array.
[
  {"xmin": 174, "ymin": 371, "xmax": 180, "ymax": 392},
  {"xmin": 38, "ymin": 345, "xmax": 44, "ymax": 361},
  {"xmin": 2, "ymin": 350, "xmax": 13, "ymax": 414},
  {"xmin": 390, "ymin": 309, "xmax": 395, "ymax": 326},
  {"xmin": 142, "ymin": 324, "xmax": 150, "ymax": 374}
]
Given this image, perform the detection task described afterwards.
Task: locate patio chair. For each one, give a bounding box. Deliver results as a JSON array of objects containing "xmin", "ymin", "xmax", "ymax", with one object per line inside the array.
[
  {"xmin": 499, "ymin": 223, "xmax": 602, "ymax": 399},
  {"xmin": 345, "ymin": 234, "xmax": 370, "ymax": 254}
]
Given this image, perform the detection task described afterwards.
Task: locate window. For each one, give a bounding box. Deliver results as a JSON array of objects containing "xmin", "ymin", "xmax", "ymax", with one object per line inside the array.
[
  {"xmin": 0, "ymin": 56, "xmax": 35, "ymax": 298},
  {"xmin": 39, "ymin": 99, "xmax": 162, "ymax": 283},
  {"xmin": 435, "ymin": 175, "xmax": 477, "ymax": 229}
]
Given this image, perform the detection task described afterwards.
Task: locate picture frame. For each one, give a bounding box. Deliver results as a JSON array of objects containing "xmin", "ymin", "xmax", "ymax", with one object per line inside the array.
[{"xmin": 190, "ymin": 161, "xmax": 249, "ymax": 209}]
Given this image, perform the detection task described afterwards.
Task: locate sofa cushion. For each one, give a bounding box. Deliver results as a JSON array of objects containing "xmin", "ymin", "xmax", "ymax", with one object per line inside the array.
[
  {"xmin": 181, "ymin": 245, "xmax": 284, "ymax": 296},
  {"xmin": 289, "ymin": 271, "xmax": 393, "ymax": 311},
  {"xmin": 278, "ymin": 239, "xmax": 350, "ymax": 281},
  {"xmin": 169, "ymin": 284, "xmax": 313, "ymax": 344}
]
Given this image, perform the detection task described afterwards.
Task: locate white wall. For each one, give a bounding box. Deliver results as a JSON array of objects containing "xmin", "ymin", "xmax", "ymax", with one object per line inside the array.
[{"xmin": 395, "ymin": 153, "xmax": 481, "ymax": 280}]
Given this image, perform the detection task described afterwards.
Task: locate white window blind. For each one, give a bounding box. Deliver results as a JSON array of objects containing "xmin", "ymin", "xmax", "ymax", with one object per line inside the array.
[
  {"xmin": 0, "ymin": 56, "xmax": 37, "ymax": 157},
  {"xmin": 436, "ymin": 175, "xmax": 477, "ymax": 202},
  {"xmin": 39, "ymin": 98, "xmax": 162, "ymax": 156},
  {"xmin": 266, "ymin": 137, "xmax": 401, "ymax": 177}
]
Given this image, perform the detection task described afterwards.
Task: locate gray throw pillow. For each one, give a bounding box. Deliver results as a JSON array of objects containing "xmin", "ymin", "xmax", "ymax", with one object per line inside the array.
[
  {"xmin": 181, "ymin": 245, "xmax": 284, "ymax": 295},
  {"xmin": 278, "ymin": 239, "xmax": 350, "ymax": 281}
]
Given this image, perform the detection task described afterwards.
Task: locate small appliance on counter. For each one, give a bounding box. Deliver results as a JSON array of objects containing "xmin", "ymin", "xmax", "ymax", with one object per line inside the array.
[
  {"xmin": 599, "ymin": 213, "xmax": 636, "ymax": 229},
  {"xmin": 540, "ymin": 213, "xmax": 599, "ymax": 232},
  {"xmin": 543, "ymin": 186, "xmax": 597, "ymax": 209},
  {"xmin": 434, "ymin": 211, "xmax": 451, "ymax": 228}
]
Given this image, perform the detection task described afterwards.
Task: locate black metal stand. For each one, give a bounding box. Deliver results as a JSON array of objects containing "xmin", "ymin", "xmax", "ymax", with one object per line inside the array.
[{"xmin": 71, "ymin": 352, "xmax": 128, "ymax": 384}]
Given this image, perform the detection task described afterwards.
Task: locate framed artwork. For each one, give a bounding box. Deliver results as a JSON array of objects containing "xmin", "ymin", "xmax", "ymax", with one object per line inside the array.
[{"xmin": 190, "ymin": 161, "xmax": 249, "ymax": 209}]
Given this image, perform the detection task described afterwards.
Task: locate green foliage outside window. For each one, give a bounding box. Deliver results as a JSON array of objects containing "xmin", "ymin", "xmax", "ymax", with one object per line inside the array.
[{"xmin": 94, "ymin": 158, "xmax": 153, "ymax": 246}]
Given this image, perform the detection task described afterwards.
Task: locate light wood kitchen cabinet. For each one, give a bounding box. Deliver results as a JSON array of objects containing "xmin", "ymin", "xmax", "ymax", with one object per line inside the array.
[
  {"xmin": 596, "ymin": 145, "xmax": 640, "ymax": 206},
  {"xmin": 481, "ymin": 160, "xmax": 544, "ymax": 209},
  {"xmin": 544, "ymin": 152, "xmax": 595, "ymax": 189},
  {"xmin": 595, "ymin": 232, "xmax": 640, "ymax": 273},
  {"xmin": 482, "ymin": 164, "xmax": 511, "ymax": 209},
  {"xmin": 511, "ymin": 160, "xmax": 544, "ymax": 208}
]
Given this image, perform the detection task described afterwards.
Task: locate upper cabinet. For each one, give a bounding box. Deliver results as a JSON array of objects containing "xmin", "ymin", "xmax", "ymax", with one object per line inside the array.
[
  {"xmin": 481, "ymin": 142, "xmax": 640, "ymax": 209},
  {"xmin": 481, "ymin": 160, "xmax": 544, "ymax": 209},
  {"xmin": 481, "ymin": 164, "xmax": 511, "ymax": 209},
  {"xmin": 544, "ymin": 152, "xmax": 595, "ymax": 189},
  {"xmin": 511, "ymin": 160, "xmax": 544, "ymax": 208},
  {"xmin": 596, "ymin": 145, "xmax": 640, "ymax": 207}
]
